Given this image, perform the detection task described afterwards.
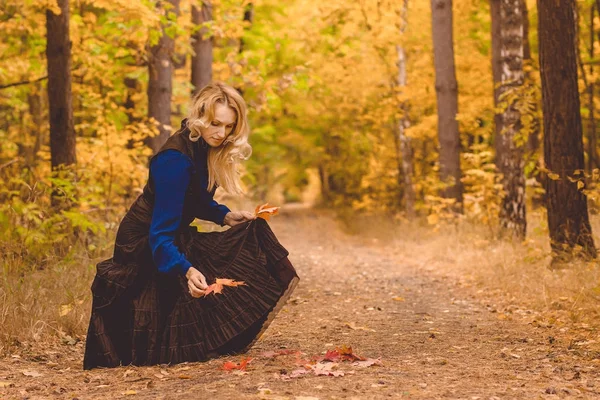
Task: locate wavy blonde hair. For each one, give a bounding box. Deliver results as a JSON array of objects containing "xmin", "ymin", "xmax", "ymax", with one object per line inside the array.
[{"xmin": 186, "ymin": 82, "xmax": 252, "ymax": 195}]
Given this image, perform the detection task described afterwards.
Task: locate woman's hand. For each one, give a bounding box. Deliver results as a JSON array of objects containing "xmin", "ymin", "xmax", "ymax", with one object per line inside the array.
[
  {"xmin": 186, "ymin": 267, "xmax": 208, "ymax": 298},
  {"xmin": 223, "ymin": 211, "xmax": 256, "ymax": 227}
]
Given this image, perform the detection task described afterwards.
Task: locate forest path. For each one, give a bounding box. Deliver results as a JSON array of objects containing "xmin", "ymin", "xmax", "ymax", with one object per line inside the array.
[{"xmin": 1, "ymin": 209, "xmax": 599, "ymax": 399}]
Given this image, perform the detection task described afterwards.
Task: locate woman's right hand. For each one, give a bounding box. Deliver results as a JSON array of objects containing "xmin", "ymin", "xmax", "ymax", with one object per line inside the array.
[{"xmin": 186, "ymin": 267, "xmax": 208, "ymax": 298}]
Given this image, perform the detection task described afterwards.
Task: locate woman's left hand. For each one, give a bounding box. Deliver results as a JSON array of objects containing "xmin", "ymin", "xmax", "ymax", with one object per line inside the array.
[{"xmin": 223, "ymin": 211, "xmax": 256, "ymax": 227}]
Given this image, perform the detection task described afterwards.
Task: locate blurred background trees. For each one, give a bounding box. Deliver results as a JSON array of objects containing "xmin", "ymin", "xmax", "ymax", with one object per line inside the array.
[{"xmin": 1, "ymin": 0, "xmax": 599, "ymax": 265}]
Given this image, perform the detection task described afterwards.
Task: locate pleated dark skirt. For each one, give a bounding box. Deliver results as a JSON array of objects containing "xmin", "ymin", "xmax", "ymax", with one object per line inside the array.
[{"xmin": 83, "ymin": 218, "xmax": 299, "ymax": 370}]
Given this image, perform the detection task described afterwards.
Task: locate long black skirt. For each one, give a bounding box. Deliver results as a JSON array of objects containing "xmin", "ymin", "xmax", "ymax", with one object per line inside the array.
[{"xmin": 83, "ymin": 218, "xmax": 299, "ymax": 369}]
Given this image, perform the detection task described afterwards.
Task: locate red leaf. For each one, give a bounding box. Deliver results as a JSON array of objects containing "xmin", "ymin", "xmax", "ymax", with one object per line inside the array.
[{"xmin": 222, "ymin": 357, "xmax": 252, "ymax": 371}]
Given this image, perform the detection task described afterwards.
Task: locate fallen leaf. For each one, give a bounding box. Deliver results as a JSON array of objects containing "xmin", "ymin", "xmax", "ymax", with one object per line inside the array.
[
  {"xmin": 345, "ymin": 322, "xmax": 376, "ymax": 332},
  {"xmin": 0, "ymin": 382, "xmax": 13, "ymax": 388},
  {"xmin": 311, "ymin": 362, "xmax": 345, "ymax": 377},
  {"xmin": 392, "ymin": 296, "xmax": 405, "ymax": 302},
  {"xmin": 122, "ymin": 390, "xmax": 137, "ymax": 395},
  {"xmin": 59, "ymin": 304, "xmax": 73, "ymax": 317},
  {"xmin": 222, "ymin": 357, "xmax": 252, "ymax": 371},
  {"xmin": 178, "ymin": 375, "xmax": 192, "ymax": 379},
  {"xmin": 288, "ymin": 368, "xmax": 311, "ymax": 379},
  {"xmin": 255, "ymin": 203, "xmax": 280, "ymax": 221},
  {"xmin": 352, "ymin": 358, "xmax": 382, "ymax": 367},
  {"xmin": 321, "ymin": 345, "xmax": 365, "ymax": 362},
  {"xmin": 22, "ymin": 370, "xmax": 43, "ymax": 377},
  {"xmin": 261, "ymin": 349, "xmax": 300, "ymax": 358}
]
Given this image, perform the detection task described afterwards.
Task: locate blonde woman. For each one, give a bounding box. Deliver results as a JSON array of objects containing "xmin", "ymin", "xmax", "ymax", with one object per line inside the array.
[{"xmin": 83, "ymin": 82, "xmax": 299, "ymax": 369}]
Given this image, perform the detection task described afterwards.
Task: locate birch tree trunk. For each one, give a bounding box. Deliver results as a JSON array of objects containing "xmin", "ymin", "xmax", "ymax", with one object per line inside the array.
[
  {"xmin": 537, "ymin": 0, "xmax": 597, "ymax": 262},
  {"xmin": 490, "ymin": 0, "xmax": 527, "ymax": 239},
  {"xmin": 396, "ymin": 0, "xmax": 415, "ymax": 219},
  {"xmin": 430, "ymin": 0, "xmax": 463, "ymax": 209},
  {"xmin": 147, "ymin": 0, "xmax": 180, "ymax": 153},
  {"xmin": 191, "ymin": 1, "xmax": 213, "ymax": 96},
  {"xmin": 46, "ymin": 0, "xmax": 76, "ymax": 169}
]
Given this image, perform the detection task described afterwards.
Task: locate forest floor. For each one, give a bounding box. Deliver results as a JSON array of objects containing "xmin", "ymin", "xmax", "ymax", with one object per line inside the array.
[{"xmin": 2, "ymin": 208, "xmax": 600, "ymax": 399}]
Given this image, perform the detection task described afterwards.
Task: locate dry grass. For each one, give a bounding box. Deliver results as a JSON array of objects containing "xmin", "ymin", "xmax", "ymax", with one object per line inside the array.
[{"xmin": 0, "ymin": 238, "xmax": 107, "ymax": 355}]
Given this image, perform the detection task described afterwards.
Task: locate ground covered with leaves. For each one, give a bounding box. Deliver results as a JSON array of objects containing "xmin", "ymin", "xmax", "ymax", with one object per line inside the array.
[{"xmin": 2, "ymin": 209, "xmax": 600, "ymax": 399}]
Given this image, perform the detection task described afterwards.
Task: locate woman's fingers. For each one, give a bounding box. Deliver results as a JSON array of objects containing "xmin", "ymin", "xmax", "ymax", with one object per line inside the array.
[
  {"xmin": 192, "ymin": 274, "xmax": 208, "ymax": 290},
  {"xmin": 188, "ymin": 281, "xmax": 205, "ymax": 298},
  {"xmin": 242, "ymin": 211, "xmax": 256, "ymax": 220}
]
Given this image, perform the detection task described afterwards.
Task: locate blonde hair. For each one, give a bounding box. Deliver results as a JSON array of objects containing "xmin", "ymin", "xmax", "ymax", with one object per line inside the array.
[{"xmin": 186, "ymin": 82, "xmax": 252, "ymax": 195}]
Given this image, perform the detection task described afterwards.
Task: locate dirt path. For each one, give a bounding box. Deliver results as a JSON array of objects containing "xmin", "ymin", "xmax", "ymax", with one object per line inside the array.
[{"xmin": 2, "ymin": 209, "xmax": 600, "ymax": 399}]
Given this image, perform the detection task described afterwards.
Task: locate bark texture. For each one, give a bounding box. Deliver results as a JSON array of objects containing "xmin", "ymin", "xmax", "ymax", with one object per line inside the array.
[
  {"xmin": 491, "ymin": 0, "xmax": 527, "ymax": 239},
  {"xmin": 537, "ymin": 0, "xmax": 597, "ymax": 261},
  {"xmin": 46, "ymin": 0, "xmax": 76, "ymax": 168},
  {"xmin": 147, "ymin": 0, "xmax": 180, "ymax": 153},
  {"xmin": 396, "ymin": 0, "xmax": 415, "ymax": 219},
  {"xmin": 191, "ymin": 1, "xmax": 213, "ymax": 96},
  {"xmin": 430, "ymin": 0, "xmax": 463, "ymax": 208}
]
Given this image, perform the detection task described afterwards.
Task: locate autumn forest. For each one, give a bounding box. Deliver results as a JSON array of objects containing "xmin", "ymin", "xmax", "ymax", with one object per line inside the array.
[{"xmin": 2, "ymin": 0, "xmax": 600, "ymax": 398}]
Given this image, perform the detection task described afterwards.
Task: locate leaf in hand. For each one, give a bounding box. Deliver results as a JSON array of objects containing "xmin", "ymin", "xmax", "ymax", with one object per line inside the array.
[
  {"xmin": 202, "ymin": 278, "xmax": 246, "ymax": 297},
  {"xmin": 254, "ymin": 203, "xmax": 280, "ymax": 221}
]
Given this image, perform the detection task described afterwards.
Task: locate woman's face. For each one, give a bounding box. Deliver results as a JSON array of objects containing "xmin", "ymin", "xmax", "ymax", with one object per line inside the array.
[{"xmin": 201, "ymin": 103, "xmax": 236, "ymax": 148}]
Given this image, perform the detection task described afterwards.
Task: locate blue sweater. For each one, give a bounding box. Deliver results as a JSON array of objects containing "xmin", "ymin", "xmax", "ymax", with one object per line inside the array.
[{"xmin": 148, "ymin": 149, "xmax": 231, "ymax": 276}]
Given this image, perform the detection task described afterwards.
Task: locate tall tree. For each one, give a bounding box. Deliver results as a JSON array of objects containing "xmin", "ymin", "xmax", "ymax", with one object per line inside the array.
[
  {"xmin": 191, "ymin": 1, "xmax": 213, "ymax": 96},
  {"xmin": 430, "ymin": 0, "xmax": 463, "ymax": 209},
  {"xmin": 587, "ymin": 4, "xmax": 597, "ymax": 173},
  {"xmin": 396, "ymin": 0, "xmax": 416, "ymax": 219},
  {"xmin": 239, "ymin": 3, "xmax": 254, "ymax": 54},
  {"xmin": 46, "ymin": 0, "xmax": 76, "ymax": 169},
  {"xmin": 147, "ymin": 0, "xmax": 181, "ymax": 153},
  {"xmin": 537, "ymin": 0, "xmax": 597, "ymax": 262},
  {"xmin": 490, "ymin": 0, "xmax": 526, "ymax": 239}
]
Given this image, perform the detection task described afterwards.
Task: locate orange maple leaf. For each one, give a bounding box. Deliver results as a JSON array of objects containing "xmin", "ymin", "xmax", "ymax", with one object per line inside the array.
[
  {"xmin": 202, "ymin": 278, "xmax": 246, "ymax": 297},
  {"xmin": 254, "ymin": 203, "xmax": 280, "ymax": 221},
  {"xmin": 222, "ymin": 357, "xmax": 252, "ymax": 371}
]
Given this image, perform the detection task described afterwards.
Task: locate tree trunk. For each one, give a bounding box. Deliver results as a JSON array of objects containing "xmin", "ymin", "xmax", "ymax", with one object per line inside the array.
[
  {"xmin": 490, "ymin": 0, "xmax": 527, "ymax": 239},
  {"xmin": 239, "ymin": 3, "xmax": 254, "ymax": 54},
  {"xmin": 147, "ymin": 0, "xmax": 180, "ymax": 153},
  {"xmin": 46, "ymin": 0, "xmax": 76, "ymax": 169},
  {"xmin": 588, "ymin": 4, "xmax": 597, "ymax": 173},
  {"xmin": 191, "ymin": 1, "xmax": 213, "ymax": 96},
  {"xmin": 537, "ymin": 0, "xmax": 597, "ymax": 262},
  {"xmin": 396, "ymin": 0, "xmax": 415, "ymax": 219},
  {"xmin": 430, "ymin": 0, "xmax": 463, "ymax": 209}
]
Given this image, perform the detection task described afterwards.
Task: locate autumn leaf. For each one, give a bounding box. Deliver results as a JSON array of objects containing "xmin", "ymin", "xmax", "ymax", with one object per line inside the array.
[
  {"xmin": 202, "ymin": 278, "xmax": 246, "ymax": 297},
  {"xmin": 260, "ymin": 349, "xmax": 300, "ymax": 358},
  {"xmin": 321, "ymin": 345, "xmax": 366, "ymax": 362},
  {"xmin": 254, "ymin": 203, "xmax": 280, "ymax": 221},
  {"xmin": 311, "ymin": 362, "xmax": 345, "ymax": 377},
  {"xmin": 344, "ymin": 321, "xmax": 376, "ymax": 332},
  {"xmin": 222, "ymin": 357, "xmax": 252, "ymax": 371},
  {"xmin": 352, "ymin": 358, "xmax": 383, "ymax": 367}
]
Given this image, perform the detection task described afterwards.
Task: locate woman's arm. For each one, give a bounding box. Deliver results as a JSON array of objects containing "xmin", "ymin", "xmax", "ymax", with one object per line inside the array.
[{"xmin": 148, "ymin": 150, "xmax": 194, "ymax": 276}]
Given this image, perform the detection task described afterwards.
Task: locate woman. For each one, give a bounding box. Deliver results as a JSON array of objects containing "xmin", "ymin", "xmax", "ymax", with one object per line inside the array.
[{"xmin": 83, "ymin": 82, "xmax": 299, "ymax": 369}]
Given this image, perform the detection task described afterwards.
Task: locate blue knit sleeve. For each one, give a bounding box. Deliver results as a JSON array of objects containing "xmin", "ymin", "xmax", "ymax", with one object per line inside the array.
[{"xmin": 148, "ymin": 150, "xmax": 193, "ymax": 276}]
